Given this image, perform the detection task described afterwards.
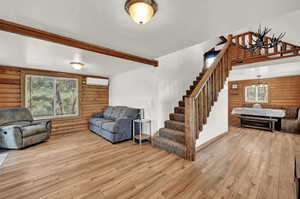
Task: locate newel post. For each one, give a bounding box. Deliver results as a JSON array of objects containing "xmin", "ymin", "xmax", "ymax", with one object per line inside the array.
[
  {"xmin": 185, "ymin": 96, "xmax": 196, "ymax": 161},
  {"xmin": 228, "ymin": 34, "xmax": 233, "ymax": 44},
  {"xmin": 227, "ymin": 34, "xmax": 233, "ymax": 70}
]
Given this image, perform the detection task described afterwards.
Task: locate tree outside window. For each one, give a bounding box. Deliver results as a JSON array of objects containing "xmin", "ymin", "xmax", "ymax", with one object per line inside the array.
[{"xmin": 25, "ymin": 75, "xmax": 79, "ymax": 119}]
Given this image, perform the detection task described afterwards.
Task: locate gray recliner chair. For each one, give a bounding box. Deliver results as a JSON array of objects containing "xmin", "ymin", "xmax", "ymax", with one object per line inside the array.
[{"xmin": 0, "ymin": 107, "xmax": 52, "ymax": 149}]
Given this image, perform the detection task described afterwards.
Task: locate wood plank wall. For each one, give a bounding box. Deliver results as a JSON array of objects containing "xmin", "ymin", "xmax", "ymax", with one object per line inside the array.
[
  {"xmin": 0, "ymin": 66, "xmax": 109, "ymax": 135},
  {"xmin": 229, "ymin": 75, "xmax": 300, "ymax": 127}
]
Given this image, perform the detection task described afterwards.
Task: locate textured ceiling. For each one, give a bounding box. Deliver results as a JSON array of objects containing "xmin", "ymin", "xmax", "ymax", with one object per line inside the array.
[{"xmin": 0, "ymin": 0, "xmax": 300, "ymax": 77}]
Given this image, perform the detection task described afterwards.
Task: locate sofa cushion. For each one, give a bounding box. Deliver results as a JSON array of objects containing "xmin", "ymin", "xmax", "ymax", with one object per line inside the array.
[
  {"xmin": 89, "ymin": 118, "xmax": 112, "ymax": 128},
  {"xmin": 124, "ymin": 108, "xmax": 140, "ymax": 119},
  {"xmin": 1, "ymin": 121, "xmax": 32, "ymax": 127},
  {"xmin": 102, "ymin": 122, "xmax": 116, "ymax": 132},
  {"xmin": 0, "ymin": 108, "xmax": 33, "ymax": 126},
  {"xmin": 110, "ymin": 106, "xmax": 127, "ymax": 121},
  {"xmin": 117, "ymin": 108, "xmax": 128, "ymax": 119},
  {"xmin": 103, "ymin": 106, "xmax": 114, "ymax": 119}
]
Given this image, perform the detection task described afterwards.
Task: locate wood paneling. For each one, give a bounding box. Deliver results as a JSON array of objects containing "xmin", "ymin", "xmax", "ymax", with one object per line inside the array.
[
  {"xmin": 0, "ymin": 18, "xmax": 158, "ymax": 67},
  {"xmin": 0, "ymin": 66, "xmax": 109, "ymax": 135},
  {"xmin": 229, "ymin": 75, "xmax": 300, "ymax": 126}
]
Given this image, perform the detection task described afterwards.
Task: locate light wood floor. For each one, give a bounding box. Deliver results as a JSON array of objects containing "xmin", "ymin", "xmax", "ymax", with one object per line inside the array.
[{"xmin": 0, "ymin": 127, "xmax": 298, "ymax": 199}]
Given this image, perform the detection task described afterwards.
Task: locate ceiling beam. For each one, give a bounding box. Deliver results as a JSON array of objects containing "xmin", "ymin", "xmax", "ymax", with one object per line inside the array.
[{"xmin": 0, "ymin": 18, "xmax": 159, "ymax": 67}]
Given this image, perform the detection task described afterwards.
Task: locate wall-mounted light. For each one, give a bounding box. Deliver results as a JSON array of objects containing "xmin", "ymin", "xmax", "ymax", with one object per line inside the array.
[
  {"xmin": 70, "ymin": 62, "xmax": 84, "ymax": 70},
  {"xmin": 125, "ymin": 0, "xmax": 158, "ymax": 24}
]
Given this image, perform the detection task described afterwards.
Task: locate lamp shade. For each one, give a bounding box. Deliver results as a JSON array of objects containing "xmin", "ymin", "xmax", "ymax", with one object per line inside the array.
[{"xmin": 125, "ymin": 0, "xmax": 157, "ymax": 24}]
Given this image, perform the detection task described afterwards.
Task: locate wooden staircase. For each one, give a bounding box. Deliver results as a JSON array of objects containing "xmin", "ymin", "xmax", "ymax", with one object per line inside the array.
[
  {"xmin": 153, "ymin": 35, "xmax": 233, "ymax": 160},
  {"xmin": 153, "ymin": 31, "xmax": 300, "ymax": 161},
  {"xmin": 152, "ymin": 72, "xmax": 206, "ymax": 158}
]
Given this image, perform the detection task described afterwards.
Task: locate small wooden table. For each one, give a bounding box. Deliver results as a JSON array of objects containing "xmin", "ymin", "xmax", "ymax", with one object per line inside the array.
[{"xmin": 240, "ymin": 115, "xmax": 278, "ymax": 132}]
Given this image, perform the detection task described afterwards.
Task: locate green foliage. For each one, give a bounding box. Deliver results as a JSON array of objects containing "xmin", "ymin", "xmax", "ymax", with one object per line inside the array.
[{"xmin": 26, "ymin": 75, "xmax": 78, "ymax": 118}]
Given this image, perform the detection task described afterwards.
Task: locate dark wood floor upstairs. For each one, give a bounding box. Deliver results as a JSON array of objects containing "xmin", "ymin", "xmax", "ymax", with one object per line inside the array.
[{"xmin": 0, "ymin": 127, "xmax": 298, "ymax": 199}]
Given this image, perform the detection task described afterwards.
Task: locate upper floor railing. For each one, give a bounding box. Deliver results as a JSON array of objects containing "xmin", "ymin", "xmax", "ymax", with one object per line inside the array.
[{"xmin": 231, "ymin": 32, "xmax": 300, "ymax": 66}]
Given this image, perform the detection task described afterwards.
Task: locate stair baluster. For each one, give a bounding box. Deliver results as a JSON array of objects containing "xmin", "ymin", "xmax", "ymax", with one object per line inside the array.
[{"xmin": 184, "ymin": 35, "xmax": 233, "ymax": 161}]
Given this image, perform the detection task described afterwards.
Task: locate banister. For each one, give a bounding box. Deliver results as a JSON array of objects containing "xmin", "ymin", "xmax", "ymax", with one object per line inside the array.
[
  {"xmin": 247, "ymin": 31, "xmax": 300, "ymax": 48},
  {"xmin": 184, "ymin": 34, "xmax": 233, "ymax": 161},
  {"xmin": 233, "ymin": 47, "xmax": 300, "ymax": 61},
  {"xmin": 184, "ymin": 32, "xmax": 300, "ymax": 161},
  {"xmin": 232, "ymin": 31, "xmax": 300, "ymax": 48},
  {"xmin": 231, "ymin": 31, "xmax": 300, "ymax": 66},
  {"xmin": 189, "ymin": 35, "xmax": 233, "ymax": 99},
  {"xmin": 232, "ymin": 31, "xmax": 252, "ymax": 39}
]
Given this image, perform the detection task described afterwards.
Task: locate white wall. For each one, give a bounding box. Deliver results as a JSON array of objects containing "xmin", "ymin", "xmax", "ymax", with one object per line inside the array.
[
  {"xmin": 110, "ymin": 38, "xmax": 229, "ymax": 146},
  {"xmin": 229, "ymin": 60, "xmax": 300, "ymax": 81},
  {"xmin": 196, "ymin": 82, "xmax": 228, "ymax": 146},
  {"xmin": 109, "ymin": 67, "xmax": 159, "ymax": 130}
]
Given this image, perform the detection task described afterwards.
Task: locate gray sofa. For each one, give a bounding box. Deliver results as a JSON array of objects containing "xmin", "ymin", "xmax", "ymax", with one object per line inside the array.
[
  {"xmin": 89, "ymin": 106, "xmax": 140, "ymax": 143},
  {"xmin": 0, "ymin": 107, "xmax": 52, "ymax": 149}
]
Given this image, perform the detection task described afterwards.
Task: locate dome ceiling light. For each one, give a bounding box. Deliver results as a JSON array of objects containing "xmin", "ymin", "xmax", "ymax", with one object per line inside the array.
[
  {"xmin": 125, "ymin": 0, "xmax": 158, "ymax": 24},
  {"xmin": 70, "ymin": 62, "xmax": 84, "ymax": 70}
]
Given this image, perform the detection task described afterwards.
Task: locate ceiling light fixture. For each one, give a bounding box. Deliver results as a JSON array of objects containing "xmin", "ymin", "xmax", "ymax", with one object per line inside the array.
[
  {"xmin": 71, "ymin": 62, "xmax": 84, "ymax": 70},
  {"xmin": 125, "ymin": 0, "xmax": 158, "ymax": 24}
]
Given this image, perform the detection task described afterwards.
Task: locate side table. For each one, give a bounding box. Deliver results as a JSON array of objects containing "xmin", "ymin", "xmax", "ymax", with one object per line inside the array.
[{"xmin": 132, "ymin": 119, "xmax": 152, "ymax": 146}]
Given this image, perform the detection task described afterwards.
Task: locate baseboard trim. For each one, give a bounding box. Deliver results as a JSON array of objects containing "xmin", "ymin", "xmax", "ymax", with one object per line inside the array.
[{"xmin": 196, "ymin": 131, "xmax": 228, "ymax": 152}]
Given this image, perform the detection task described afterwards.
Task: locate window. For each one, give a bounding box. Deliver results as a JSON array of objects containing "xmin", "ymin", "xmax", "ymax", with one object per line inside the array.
[
  {"xmin": 245, "ymin": 84, "xmax": 268, "ymax": 103},
  {"xmin": 204, "ymin": 50, "xmax": 219, "ymax": 68},
  {"xmin": 25, "ymin": 75, "xmax": 79, "ymax": 119}
]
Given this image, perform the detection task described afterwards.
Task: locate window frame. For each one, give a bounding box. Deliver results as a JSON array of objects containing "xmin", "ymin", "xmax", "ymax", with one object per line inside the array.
[
  {"xmin": 25, "ymin": 74, "xmax": 80, "ymax": 120},
  {"xmin": 244, "ymin": 84, "xmax": 268, "ymax": 103}
]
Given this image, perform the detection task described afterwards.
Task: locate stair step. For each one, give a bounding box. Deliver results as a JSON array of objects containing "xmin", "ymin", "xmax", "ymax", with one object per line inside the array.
[
  {"xmin": 190, "ymin": 85, "xmax": 195, "ymax": 91},
  {"xmin": 193, "ymin": 80, "xmax": 198, "ymax": 86},
  {"xmin": 152, "ymin": 135, "xmax": 186, "ymax": 158},
  {"xmin": 170, "ymin": 113, "xmax": 185, "ymax": 122},
  {"xmin": 178, "ymin": 100, "xmax": 185, "ymax": 107},
  {"xmin": 159, "ymin": 128, "xmax": 185, "ymax": 144},
  {"xmin": 182, "ymin": 95, "xmax": 188, "ymax": 101},
  {"xmin": 186, "ymin": 90, "xmax": 192, "ymax": 96},
  {"xmin": 174, "ymin": 106, "xmax": 185, "ymax": 114},
  {"xmin": 165, "ymin": 120, "xmax": 185, "ymax": 131},
  {"xmin": 196, "ymin": 76, "xmax": 202, "ymax": 81}
]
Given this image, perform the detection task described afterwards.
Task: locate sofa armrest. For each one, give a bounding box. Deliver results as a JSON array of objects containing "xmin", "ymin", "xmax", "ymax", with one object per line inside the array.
[
  {"xmin": 281, "ymin": 119, "xmax": 300, "ymax": 133},
  {"xmin": 114, "ymin": 118, "xmax": 133, "ymax": 137},
  {"xmin": 0, "ymin": 126, "xmax": 23, "ymax": 149},
  {"xmin": 91, "ymin": 112, "xmax": 104, "ymax": 118},
  {"xmin": 31, "ymin": 120, "xmax": 52, "ymax": 130}
]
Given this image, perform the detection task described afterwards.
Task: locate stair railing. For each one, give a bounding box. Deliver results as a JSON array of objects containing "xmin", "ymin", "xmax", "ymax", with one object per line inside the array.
[
  {"xmin": 184, "ymin": 35, "xmax": 233, "ymax": 161},
  {"xmin": 231, "ymin": 32, "xmax": 300, "ymax": 66}
]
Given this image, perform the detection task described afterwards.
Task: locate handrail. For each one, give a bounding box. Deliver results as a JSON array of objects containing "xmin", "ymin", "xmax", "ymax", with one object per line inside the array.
[
  {"xmin": 231, "ymin": 31, "xmax": 300, "ymax": 66},
  {"xmin": 233, "ymin": 47, "xmax": 300, "ymax": 60},
  {"xmin": 190, "ymin": 36, "xmax": 232, "ymax": 99},
  {"xmin": 184, "ymin": 34, "xmax": 233, "ymax": 161},
  {"xmin": 232, "ymin": 31, "xmax": 300, "ymax": 48},
  {"xmin": 184, "ymin": 31, "xmax": 300, "ymax": 161}
]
